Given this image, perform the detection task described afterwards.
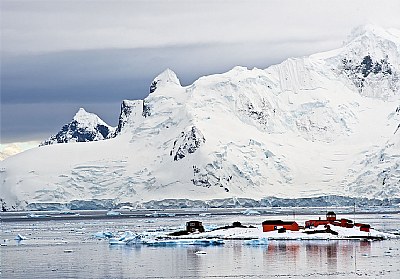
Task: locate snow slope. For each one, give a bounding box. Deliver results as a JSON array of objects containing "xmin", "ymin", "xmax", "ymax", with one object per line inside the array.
[{"xmin": 1, "ymin": 25, "xmax": 399, "ymax": 210}]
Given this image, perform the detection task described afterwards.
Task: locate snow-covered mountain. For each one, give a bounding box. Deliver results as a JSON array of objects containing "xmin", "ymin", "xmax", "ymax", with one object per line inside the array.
[
  {"xmin": 1, "ymin": 25, "xmax": 400, "ymax": 210},
  {"xmin": 40, "ymin": 108, "xmax": 114, "ymax": 146}
]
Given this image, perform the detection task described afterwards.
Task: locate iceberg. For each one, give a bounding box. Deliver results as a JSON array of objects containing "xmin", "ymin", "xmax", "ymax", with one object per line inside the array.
[
  {"xmin": 93, "ymin": 231, "xmax": 114, "ymax": 239},
  {"xmin": 244, "ymin": 238, "xmax": 269, "ymax": 246},
  {"xmin": 15, "ymin": 234, "xmax": 27, "ymax": 241},
  {"xmin": 242, "ymin": 209, "xmax": 261, "ymax": 216},
  {"xmin": 109, "ymin": 231, "xmax": 143, "ymax": 245},
  {"xmin": 106, "ymin": 210, "xmax": 121, "ymax": 216},
  {"xmin": 27, "ymin": 213, "xmax": 50, "ymax": 218}
]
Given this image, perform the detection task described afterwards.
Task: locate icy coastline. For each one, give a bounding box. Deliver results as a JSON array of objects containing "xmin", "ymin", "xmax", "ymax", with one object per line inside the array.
[
  {"xmin": 15, "ymin": 195, "xmax": 400, "ymax": 212},
  {"xmin": 107, "ymin": 225, "xmax": 398, "ymax": 248}
]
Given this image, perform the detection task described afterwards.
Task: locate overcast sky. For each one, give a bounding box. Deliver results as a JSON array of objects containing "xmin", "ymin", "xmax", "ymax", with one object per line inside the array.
[{"xmin": 1, "ymin": 0, "xmax": 400, "ymax": 144}]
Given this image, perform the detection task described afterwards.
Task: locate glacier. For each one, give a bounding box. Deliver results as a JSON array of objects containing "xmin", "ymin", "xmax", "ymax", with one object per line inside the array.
[{"xmin": 1, "ymin": 25, "xmax": 400, "ymax": 211}]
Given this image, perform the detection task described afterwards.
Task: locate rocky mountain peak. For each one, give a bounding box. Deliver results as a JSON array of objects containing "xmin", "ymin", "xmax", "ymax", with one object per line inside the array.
[
  {"xmin": 317, "ymin": 25, "xmax": 400, "ymax": 100},
  {"xmin": 40, "ymin": 108, "xmax": 114, "ymax": 146},
  {"xmin": 73, "ymin": 108, "xmax": 104, "ymax": 126},
  {"xmin": 346, "ymin": 24, "xmax": 398, "ymax": 44},
  {"xmin": 149, "ymin": 68, "xmax": 181, "ymax": 93}
]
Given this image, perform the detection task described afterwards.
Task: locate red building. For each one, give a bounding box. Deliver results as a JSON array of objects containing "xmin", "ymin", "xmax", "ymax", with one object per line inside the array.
[
  {"xmin": 262, "ymin": 220, "xmax": 299, "ymax": 232},
  {"xmin": 305, "ymin": 211, "xmax": 370, "ymax": 232},
  {"xmin": 339, "ymin": 218, "xmax": 354, "ymax": 228},
  {"xmin": 305, "ymin": 219, "xmax": 330, "ymax": 228},
  {"xmin": 305, "ymin": 211, "xmax": 337, "ymax": 228},
  {"xmin": 326, "ymin": 211, "xmax": 336, "ymax": 221},
  {"xmin": 355, "ymin": 223, "xmax": 371, "ymax": 232}
]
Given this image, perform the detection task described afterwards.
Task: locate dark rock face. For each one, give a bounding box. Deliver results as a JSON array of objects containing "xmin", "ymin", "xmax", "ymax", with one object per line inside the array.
[
  {"xmin": 112, "ymin": 100, "xmax": 146, "ymax": 137},
  {"xmin": 394, "ymin": 106, "xmax": 400, "ymax": 134},
  {"xmin": 149, "ymin": 80, "xmax": 158, "ymax": 94},
  {"xmin": 40, "ymin": 109, "xmax": 113, "ymax": 146},
  {"xmin": 114, "ymin": 101, "xmax": 134, "ymax": 135},
  {"xmin": 341, "ymin": 55, "xmax": 395, "ymax": 90},
  {"xmin": 40, "ymin": 120, "xmax": 112, "ymax": 146},
  {"xmin": 171, "ymin": 126, "xmax": 206, "ymax": 161},
  {"xmin": 239, "ymin": 99, "xmax": 275, "ymax": 128},
  {"xmin": 142, "ymin": 101, "xmax": 151, "ymax": 118},
  {"xmin": 142, "ymin": 75, "xmax": 153, "ymax": 117}
]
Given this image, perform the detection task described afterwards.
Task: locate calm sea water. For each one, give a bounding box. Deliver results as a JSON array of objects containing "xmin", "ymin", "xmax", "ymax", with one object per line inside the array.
[{"xmin": 1, "ymin": 211, "xmax": 399, "ymax": 278}]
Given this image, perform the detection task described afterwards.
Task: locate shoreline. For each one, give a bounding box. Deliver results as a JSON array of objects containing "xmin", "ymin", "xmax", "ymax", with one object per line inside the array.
[{"xmin": 2, "ymin": 207, "xmax": 399, "ymax": 223}]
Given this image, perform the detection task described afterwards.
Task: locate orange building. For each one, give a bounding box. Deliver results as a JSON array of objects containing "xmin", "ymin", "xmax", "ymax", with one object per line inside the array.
[
  {"xmin": 326, "ymin": 211, "xmax": 336, "ymax": 221},
  {"xmin": 355, "ymin": 223, "xmax": 371, "ymax": 232},
  {"xmin": 305, "ymin": 211, "xmax": 337, "ymax": 228},
  {"xmin": 305, "ymin": 211, "xmax": 370, "ymax": 232},
  {"xmin": 262, "ymin": 220, "xmax": 299, "ymax": 232}
]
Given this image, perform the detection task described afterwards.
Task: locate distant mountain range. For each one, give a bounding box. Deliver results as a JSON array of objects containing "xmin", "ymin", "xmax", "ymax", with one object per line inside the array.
[{"xmin": 1, "ymin": 25, "xmax": 399, "ymax": 210}]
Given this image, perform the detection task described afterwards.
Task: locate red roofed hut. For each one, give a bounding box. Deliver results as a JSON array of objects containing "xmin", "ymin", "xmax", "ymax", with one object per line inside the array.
[
  {"xmin": 305, "ymin": 211, "xmax": 337, "ymax": 228},
  {"xmin": 355, "ymin": 223, "xmax": 370, "ymax": 232},
  {"xmin": 262, "ymin": 220, "xmax": 299, "ymax": 232}
]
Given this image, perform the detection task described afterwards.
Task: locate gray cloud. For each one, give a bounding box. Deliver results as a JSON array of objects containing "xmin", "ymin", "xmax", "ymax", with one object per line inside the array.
[
  {"xmin": 1, "ymin": 40, "xmax": 339, "ymax": 103},
  {"xmin": 1, "ymin": 102, "xmax": 122, "ymax": 143},
  {"xmin": 1, "ymin": 0, "xmax": 400, "ymax": 143},
  {"xmin": 2, "ymin": 0, "xmax": 399, "ymax": 54},
  {"xmin": 2, "ymin": 40, "xmax": 338, "ymax": 143}
]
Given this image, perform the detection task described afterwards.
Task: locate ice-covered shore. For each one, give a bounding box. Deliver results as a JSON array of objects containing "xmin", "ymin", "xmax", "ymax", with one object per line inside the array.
[
  {"xmin": 21, "ymin": 195, "xmax": 400, "ymax": 211},
  {"xmin": 108, "ymin": 225, "xmax": 398, "ymax": 247},
  {"xmin": 180, "ymin": 225, "xmax": 397, "ymax": 240}
]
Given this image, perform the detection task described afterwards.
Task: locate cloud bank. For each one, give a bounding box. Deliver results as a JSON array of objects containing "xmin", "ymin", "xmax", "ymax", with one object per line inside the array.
[{"xmin": 1, "ymin": 0, "xmax": 400, "ymax": 143}]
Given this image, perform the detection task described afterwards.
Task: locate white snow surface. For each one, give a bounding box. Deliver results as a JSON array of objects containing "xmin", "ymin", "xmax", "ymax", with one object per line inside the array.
[
  {"xmin": 189, "ymin": 225, "xmax": 396, "ymax": 240},
  {"xmin": 109, "ymin": 225, "xmax": 398, "ymax": 245},
  {"xmin": 1, "ymin": 25, "xmax": 400, "ymax": 210},
  {"xmin": 73, "ymin": 108, "xmax": 108, "ymax": 128}
]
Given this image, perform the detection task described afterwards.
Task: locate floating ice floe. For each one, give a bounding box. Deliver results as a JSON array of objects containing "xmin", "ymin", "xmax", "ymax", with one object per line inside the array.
[
  {"xmin": 119, "ymin": 206, "xmax": 135, "ymax": 211},
  {"xmin": 109, "ymin": 231, "xmax": 143, "ymax": 245},
  {"xmin": 106, "ymin": 210, "xmax": 121, "ymax": 216},
  {"xmin": 15, "ymin": 234, "xmax": 27, "ymax": 241},
  {"xmin": 244, "ymin": 238, "xmax": 269, "ymax": 246},
  {"xmin": 242, "ymin": 209, "xmax": 261, "ymax": 216},
  {"xmin": 93, "ymin": 231, "xmax": 114, "ymax": 239},
  {"xmin": 27, "ymin": 213, "xmax": 51, "ymax": 218}
]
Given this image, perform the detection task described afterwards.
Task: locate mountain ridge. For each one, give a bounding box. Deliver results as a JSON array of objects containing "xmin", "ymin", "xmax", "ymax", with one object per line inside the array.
[{"xmin": 1, "ymin": 25, "xmax": 399, "ymax": 210}]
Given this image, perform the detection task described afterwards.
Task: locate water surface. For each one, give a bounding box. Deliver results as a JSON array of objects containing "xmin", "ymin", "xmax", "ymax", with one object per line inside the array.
[{"xmin": 1, "ymin": 212, "xmax": 399, "ymax": 278}]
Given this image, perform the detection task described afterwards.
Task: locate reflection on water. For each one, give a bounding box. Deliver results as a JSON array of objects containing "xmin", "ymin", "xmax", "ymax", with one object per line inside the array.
[
  {"xmin": 265, "ymin": 241, "xmax": 371, "ymax": 276},
  {"xmin": 1, "ymin": 213, "xmax": 399, "ymax": 278}
]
